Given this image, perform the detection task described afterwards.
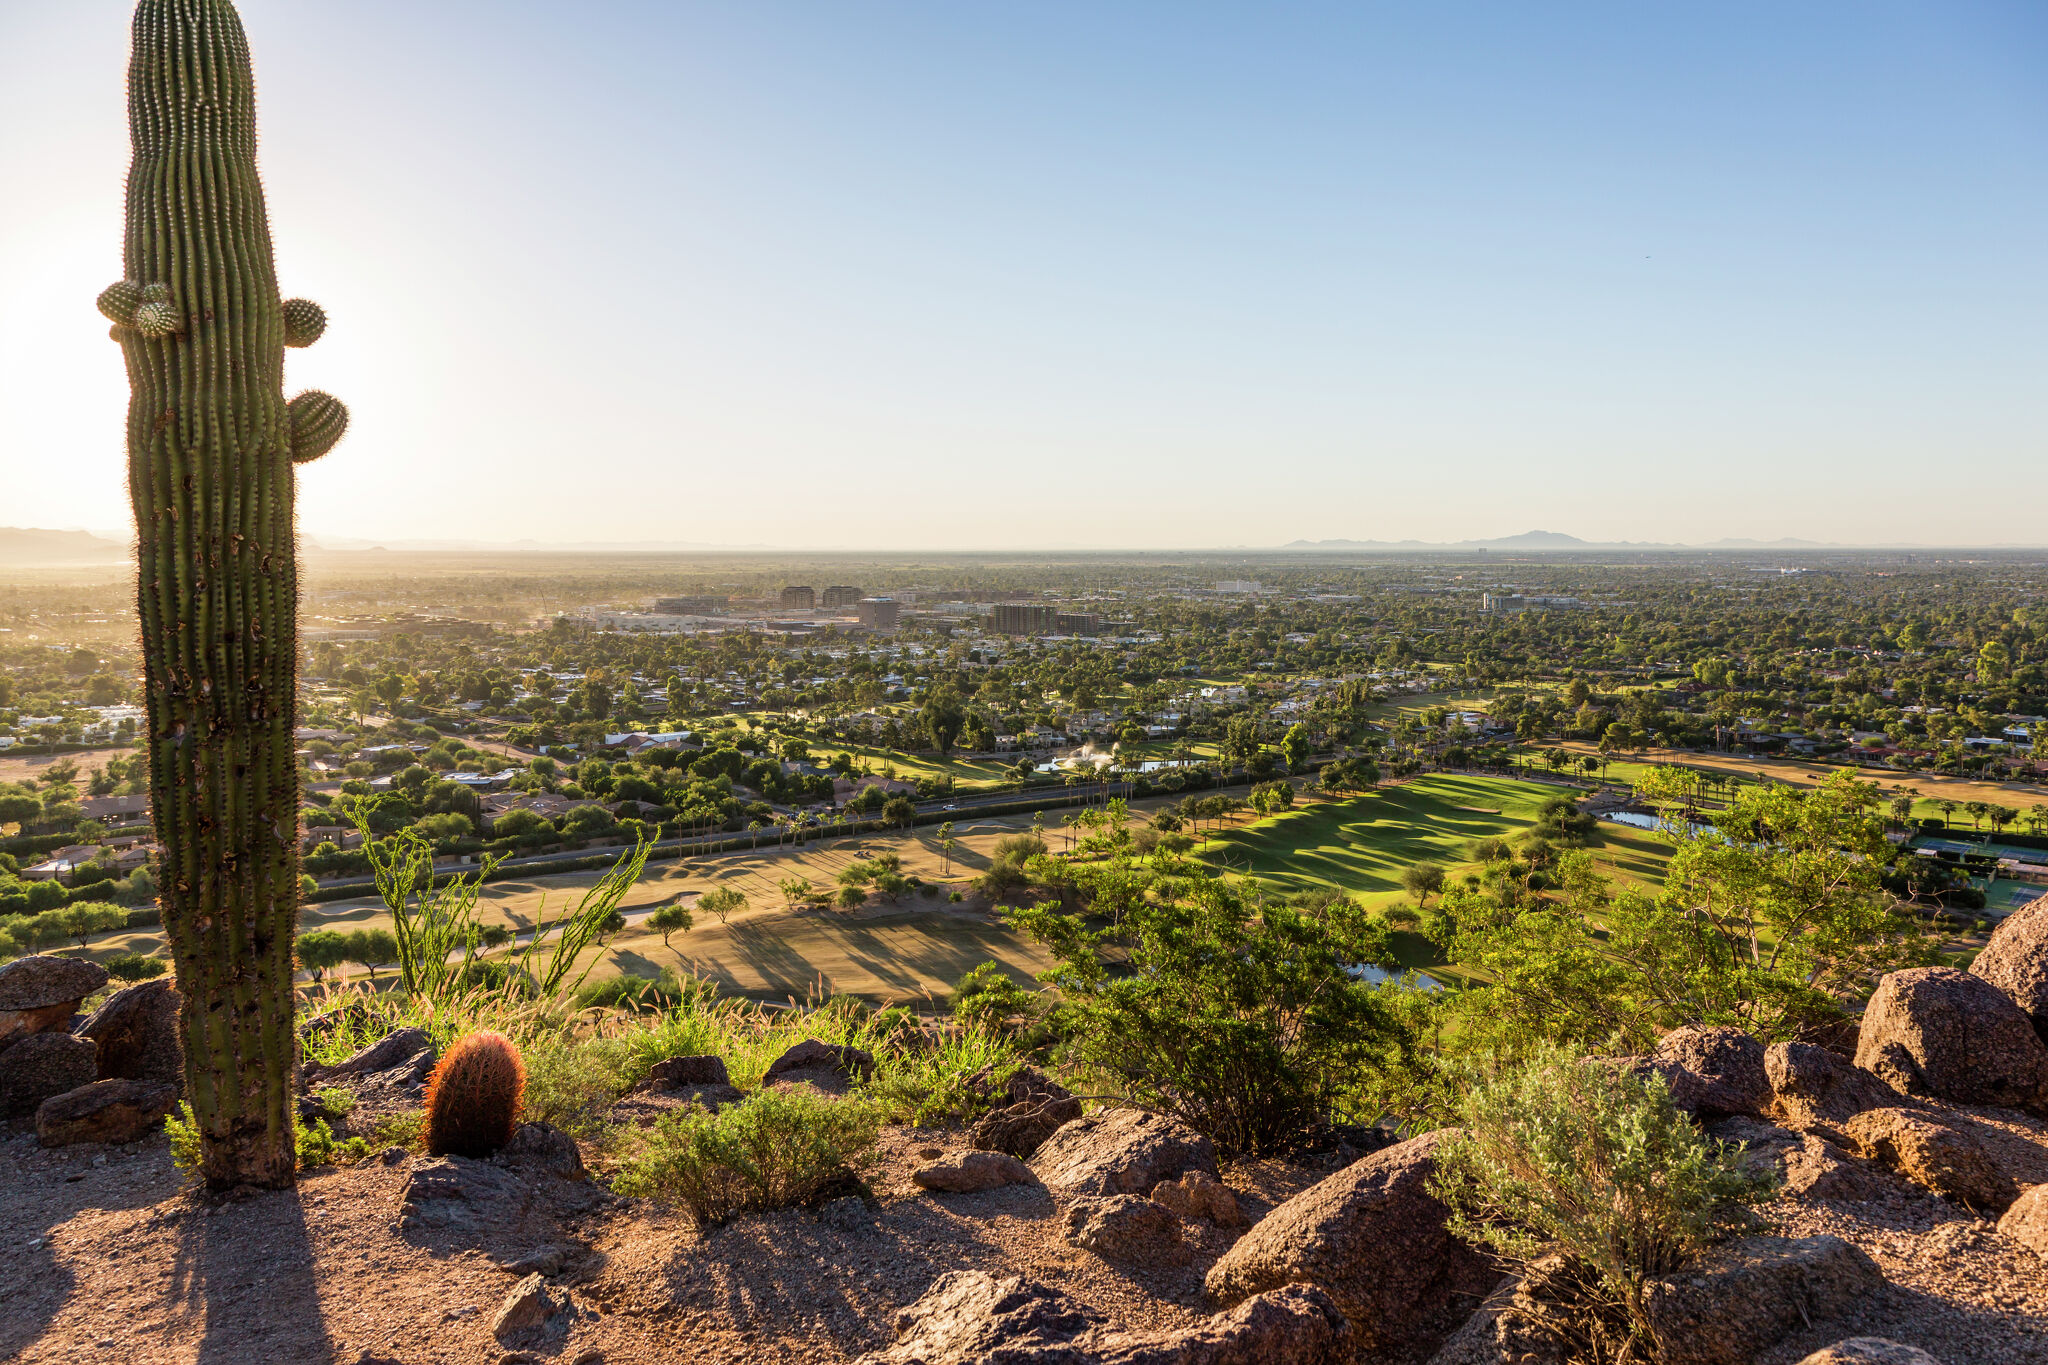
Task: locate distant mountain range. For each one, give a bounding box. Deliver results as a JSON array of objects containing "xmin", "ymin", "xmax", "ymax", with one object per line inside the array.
[
  {"xmin": 1284, "ymin": 530, "xmax": 1832, "ymax": 552},
  {"xmin": 0, "ymin": 527, "xmax": 128, "ymax": 564}
]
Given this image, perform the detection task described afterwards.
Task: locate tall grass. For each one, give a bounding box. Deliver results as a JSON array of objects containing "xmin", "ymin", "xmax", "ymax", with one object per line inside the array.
[{"xmin": 297, "ymin": 973, "xmax": 1027, "ymax": 1150}]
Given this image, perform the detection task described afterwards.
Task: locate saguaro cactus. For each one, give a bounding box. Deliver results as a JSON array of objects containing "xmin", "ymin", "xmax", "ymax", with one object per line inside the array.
[{"xmin": 106, "ymin": 0, "xmax": 347, "ymax": 1189}]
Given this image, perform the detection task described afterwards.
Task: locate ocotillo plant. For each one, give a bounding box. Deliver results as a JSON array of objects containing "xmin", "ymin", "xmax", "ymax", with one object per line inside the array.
[{"xmin": 104, "ymin": 0, "xmax": 347, "ymax": 1189}]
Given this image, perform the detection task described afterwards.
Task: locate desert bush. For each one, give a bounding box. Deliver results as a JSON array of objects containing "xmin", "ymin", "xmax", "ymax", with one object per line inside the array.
[
  {"xmin": 950, "ymin": 960, "xmax": 1039, "ymax": 1034},
  {"xmin": 612, "ymin": 1086, "xmax": 881, "ymax": 1224},
  {"xmin": 1429, "ymin": 1047, "xmax": 1772, "ymax": 1362},
  {"xmin": 1010, "ymin": 871, "xmax": 1401, "ymax": 1153}
]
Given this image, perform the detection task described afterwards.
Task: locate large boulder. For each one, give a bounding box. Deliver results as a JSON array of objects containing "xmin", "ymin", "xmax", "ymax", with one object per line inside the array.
[
  {"xmin": 763, "ymin": 1038, "xmax": 875, "ymax": 1095},
  {"xmin": 309, "ymin": 1026, "xmax": 434, "ymax": 1083},
  {"xmin": 1061, "ymin": 1195, "xmax": 1185, "ymax": 1265},
  {"xmin": 1204, "ymin": 1129, "xmax": 1499, "ymax": 1353},
  {"xmin": 1782, "ymin": 1134, "xmax": 1898, "ymax": 1203},
  {"xmin": 79, "ymin": 978, "xmax": 183, "ymax": 1090},
  {"xmin": 1795, "ymin": 1342, "xmax": 1943, "ymax": 1365},
  {"xmin": 1766, "ymin": 1041, "xmax": 1903, "ymax": 1133},
  {"xmin": 856, "ymin": 1270, "xmax": 1349, "ymax": 1365},
  {"xmin": 1028, "ymin": 1107, "xmax": 1216, "ymax": 1197},
  {"xmin": 36, "ymin": 1078, "xmax": 177, "ymax": 1146},
  {"xmin": 1640, "ymin": 1235, "xmax": 1884, "ymax": 1365},
  {"xmin": 1841, "ymin": 1107, "xmax": 2016, "ymax": 1212},
  {"xmin": 1652, "ymin": 1025, "xmax": 1769, "ymax": 1119},
  {"xmin": 494, "ymin": 1121, "xmax": 586, "ymax": 1182},
  {"xmin": 967, "ymin": 1065, "xmax": 1082, "ymax": 1159},
  {"xmin": 1970, "ymin": 894, "xmax": 2048, "ymax": 1037},
  {"xmin": 0, "ymin": 955, "xmax": 108, "ymax": 1053},
  {"xmin": 0, "ymin": 1031, "xmax": 99, "ymax": 1119},
  {"xmin": 1995, "ymin": 1180, "xmax": 2048, "ymax": 1259},
  {"xmin": 913, "ymin": 1150, "xmax": 1037, "ymax": 1194},
  {"xmin": 1854, "ymin": 967, "xmax": 2048, "ymax": 1114},
  {"xmin": 634, "ymin": 1054, "xmax": 743, "ymax": 1111}
]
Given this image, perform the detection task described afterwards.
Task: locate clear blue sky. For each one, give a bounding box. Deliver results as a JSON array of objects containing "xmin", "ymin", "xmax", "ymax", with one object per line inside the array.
[{"xmin": 1, "ymin": 2, "xmax": 2043, "ymax": 548}]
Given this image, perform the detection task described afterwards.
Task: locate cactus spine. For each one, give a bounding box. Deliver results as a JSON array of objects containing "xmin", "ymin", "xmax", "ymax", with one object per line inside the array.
[
  {"xmin": 109, "ymin": 0, "xmax": 347, "ymax": 1189},
  {"xmin": 424, "ymin": 1032, "xmax": 527, "ymax": 1158}
]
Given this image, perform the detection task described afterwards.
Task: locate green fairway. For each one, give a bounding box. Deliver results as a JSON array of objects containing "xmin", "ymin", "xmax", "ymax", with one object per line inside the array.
[{"xmin": 1195, "ymin": 773, "xmax": 1670, "ymax": 906}]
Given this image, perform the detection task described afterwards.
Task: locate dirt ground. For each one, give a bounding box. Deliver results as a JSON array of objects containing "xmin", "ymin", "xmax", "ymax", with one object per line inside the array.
[
  {"xmin": 0, "ymin": 1116, "xmax": 1352, "ymax": 1365},
  {"xmin": 7, "ymin": 1101, "xmax": 2048, "ymax": 1365}
]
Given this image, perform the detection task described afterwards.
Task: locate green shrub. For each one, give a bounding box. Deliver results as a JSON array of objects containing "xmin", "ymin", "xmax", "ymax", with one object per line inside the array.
[
  {"xmin": 105, "ymin": 952, "xmax": 169, "ymax": 982},
  {"xmin": 950, "ymin": 961, "xmax": 1038, "ymax": 1034},
  {"xmin": 1009, "ymin": 871, "xmax": 1401, "ymax": 1154},
  {"xmin": 613, "ymin": 1087, "xmax": 881, "ymax": 1224},
  {"xmin": 1429, "ymin": 1048, "xmax": 1773, "ymax": 1362}
]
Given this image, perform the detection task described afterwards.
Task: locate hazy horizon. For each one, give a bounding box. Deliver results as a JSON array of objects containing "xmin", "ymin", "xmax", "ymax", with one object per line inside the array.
[{"xmin": 3, "ymin": 2, "xmax": 2044, "ymax": 550}]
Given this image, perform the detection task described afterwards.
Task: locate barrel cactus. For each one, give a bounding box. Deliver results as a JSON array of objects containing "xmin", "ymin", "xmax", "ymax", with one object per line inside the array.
[
  {"xmin": 424, "ymin": 1032, "xmax": 527, "ymax": 1158},
  {"xmin": 106, "ymin": 0, "xmax": 347, "ymax": 1188}
]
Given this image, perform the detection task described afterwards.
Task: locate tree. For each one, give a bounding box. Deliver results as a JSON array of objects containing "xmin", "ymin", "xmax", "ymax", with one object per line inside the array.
[
  {"xmin": 920, "ymin": 687, "xmax": 968, "ymax": 755},
  {"xmin": 51, "ymin": 903, "xmax": 127, "ymax": 952},
  {"xmin": 1401, "ymin": 862, "xmax": 1446, "ymax": 908},
  {"xmin": 882, "ymin": 795, "xmax": 917, "ymax": 831},
  {"xmin": 1222, "ymin": 714, "xmax": 1263, "ymax": 768},
  {"xmin": 343, "ymin": 928, "xmax": 399, "ymax": 981},
  {"xmin": 698, "ymin": 886, "xmax": 748, "ymax": 925},
  {"xmin": 649, "ymin": 901, "xmax": 694, "ymax": 948},
  {"xmin": 936, "ymin": 821, "xmax": 957, "ymax": 875},
  {"xmin": 296, "ymin": 928, "xmax": 349, "ymax": 979},
  {"xmin": 1280, "ymin": 723, "xmax": 1313, "ymax": 772},
  {"xmin": 776, "ymin": 875, "xmax": 813, "ymax": 910}
]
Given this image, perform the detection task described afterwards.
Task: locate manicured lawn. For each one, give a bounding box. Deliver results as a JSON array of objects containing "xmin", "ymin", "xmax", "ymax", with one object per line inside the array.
[{"xmin": 1194, "ymin": 773, "xmax": 1671, "ymax": 906}]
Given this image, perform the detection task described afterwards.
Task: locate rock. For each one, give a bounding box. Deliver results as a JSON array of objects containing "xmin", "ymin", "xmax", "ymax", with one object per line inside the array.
[
  {"xmin": 1652, "ymin": 1025, "xmax": 1769, "ymax": 1119},
  {"xmin": 819, "ymin": 1195, "xmax": 876, "ymax": 1233},
  {"xmin": 862, "ymin": 1271, "xmax": 1105, "ymax": 1363},
  {"xmin": 0, "ymin": 1031, "xmax": 99, "ymax": 1119},
  {"xmin": 1092, "ymin": 1285, "xmax": 1350, "ymax": 1364},
  {"xmin": 0, "ymin": 955, "xmax": 108, "ymax": 1053},
  {"xmin": 500, "ymin": 1244, "xmax": 572, "ymax": 1277},
  {"xmin": 1640, "ymin": 1234, "xmax": 1884, "ymax": 1365},
  {"xmin": 1996, "ymin": 1181, "xmax": 2048, "ymax": 1258},
  {"xmin": 913, "ymin": 1150, "xmax": 1037, "ymax": 1193},
  {"xmin": 1795, "ymin": 1341, "xmax": 1944, "ymax": 1365},
  {"xmin": 1854, "ymin": 967, "xmax": 2048, "ymax": 1114},
  {"xmin": 399, "ymin": 1156, "xmax": 534, "ymax": 1239},
  {"xmin": 1150, "ymin": 1170, "xmax": 1246, "ymax": 1226},
  {"xmin": 1782, "ymin": 1135, "xmax": 1897, "ymax": 1202},
  {"xmin": 0, "ymin": 953, "xmax": 108, "ymax": 1010},
  {"xmin": 1204, "ymin": 1130, "xmax": 1499, "ymax": 1352},
  {"xmin": 1028, "ymin": 1108, "xmax": 1217, "ymax": 1197},
  {"xmin": 1842, "ymin": 1107, "xmax": 2017, "ymax": 1212},
  {"xmin": 857, "ymin": 1270, "xmax": 1349, "ymax": 1365},
  {"xmin": 1972, "ymin": 895, "xmax": 2048, "ymax": 1036},
  {"xmin": 965, "ymin": 1065, "xmax": 1082, "ymax": 1160},
  {"xmin": 310, "ymin": 1026, "xmax": 434, "ymax": 1083},
  {"xmin": 1061, "ymin": 1195, "xmax": 1186, "ymax": 1264},
  {"xmin": 762, "ymin": 1038, "xmax": 876, "ymax": 1095},
  {"xmin": 491, "ymin": 1273, "xmax": 560, "ymax": 1340},
  {"xmin": 494, "ymin": 1122, "xmax": 586, "ymax": 1182},
  {"xmin": 1766, "ymin": 1041, "xmax": 1903, "ymax": 1133},
  {"xmin": 79, "ymin": 979, "xmax": 183, "ymax": 1090},
  {"xmin": 643, "ymin": 1054, "xmax": 730, "ymax": 1089},
  {"xmin": 1704, "ymin": 1116, "xmax": 1804, "ymax": 1181},
  {"xmin": 35, "ymin": 1079, "xmax": 177, "ymax": 1147}
]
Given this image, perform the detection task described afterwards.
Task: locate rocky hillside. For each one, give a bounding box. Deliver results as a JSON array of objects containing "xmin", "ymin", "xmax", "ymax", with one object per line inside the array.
[{"xmin": 6, "ymin": 902, "xmax": 2048, "ymax": 1361}]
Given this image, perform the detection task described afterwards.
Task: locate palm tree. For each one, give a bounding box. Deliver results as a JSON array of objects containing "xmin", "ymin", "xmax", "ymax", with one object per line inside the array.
[{"xmin": 1935, "ymin": 798, "xmax": 1958, "ymax": 830}]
